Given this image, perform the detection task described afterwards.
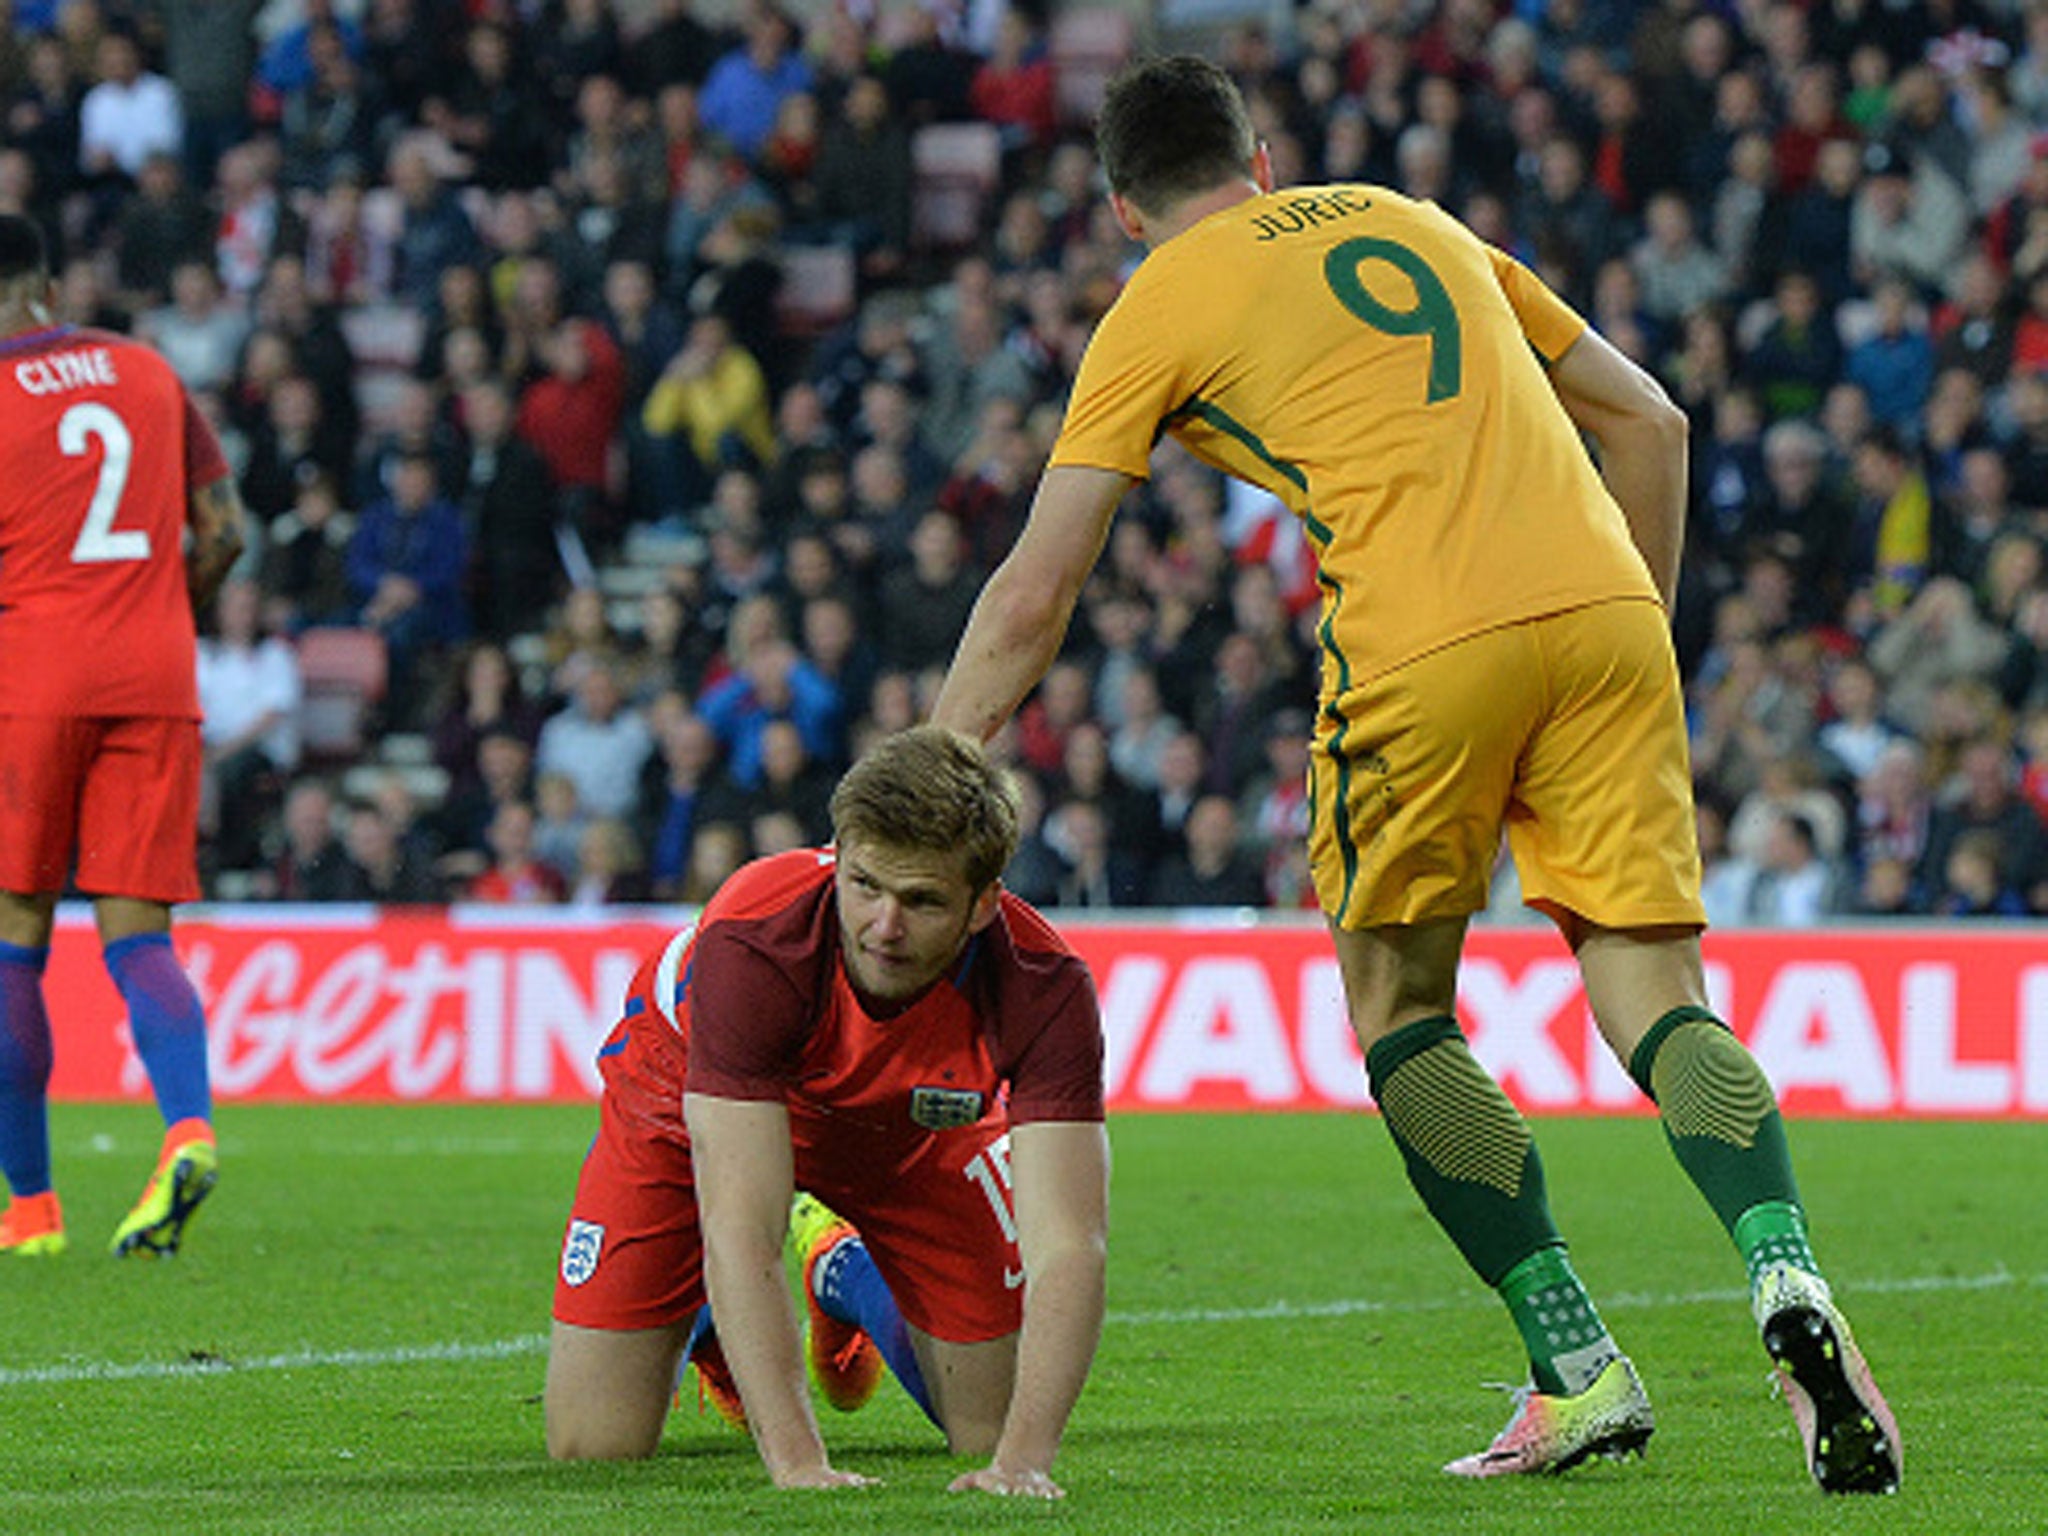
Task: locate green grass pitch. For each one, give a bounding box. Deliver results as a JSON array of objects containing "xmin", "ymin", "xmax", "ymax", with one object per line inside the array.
[{"xmin": 2, "ymin": 1104, "xmax": 2041, "ymax": 1534}]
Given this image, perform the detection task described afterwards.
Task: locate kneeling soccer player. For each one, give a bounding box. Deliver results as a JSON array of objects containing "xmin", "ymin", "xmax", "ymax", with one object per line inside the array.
[{"xmin": 545, "ymin": 727, "xmax": 1109, "ymax": 1498}]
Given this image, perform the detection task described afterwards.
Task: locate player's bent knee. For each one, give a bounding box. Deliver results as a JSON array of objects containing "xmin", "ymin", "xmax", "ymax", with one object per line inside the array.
[{"xmin": 545, "ymin": 1410, "xmax": 663, "ymax": 1462}]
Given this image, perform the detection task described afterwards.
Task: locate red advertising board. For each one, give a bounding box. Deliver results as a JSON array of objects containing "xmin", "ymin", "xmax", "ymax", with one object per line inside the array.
[{"xmin": 42, "ymin": 908, "xmax": 2048, "ymax": 1117}]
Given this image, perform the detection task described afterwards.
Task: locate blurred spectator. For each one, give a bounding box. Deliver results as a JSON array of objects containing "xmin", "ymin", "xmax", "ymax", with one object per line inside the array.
[
  {"xmin": 260, "ymin": 472, "xmax": 353, "ymax": 628},
  {"xmin": 139, "ymin": 259, "xmax": 249, "ymax": 394},
  {"xmin": 1859, "ymin": 741, "xmax": 1933, "ymax": 897},
  {"xmin": 435, "ymin": 726, "xmax": 536, "ymax": 874},
  {"xmin": 267, "ymin": 779, "xmax": 359, "ymax": 900},
  {"xmin": 1147, "ymin": 795, "xmax": 1270, "ymax": 909},
  {"xmin": 640, "ymin": 310, "xmax": 776, "ymax": 515},
  {"xmin": 698, "ymin": 7, "xmax": 811, "ymax": 163},
  {"xmin": 112, "ymin": 150, "xmax": 210, "ymax": 309},
  {"xmin": 346, "ymin": 448, "xmax": 470, "ymax": 717},
  {"xmin": 681, "ymin": 819, "xmax": 750, "ymax": 902},
  {"xmin": 388, "ymin": 135, "xmax": 484, "ymax": 308},
  {"xmin": 429, "ymin": 639, "xmax": 544, "ymax": 794},
  {"xmin": 242, "ymin": 373, "xmax": 353, "ymax": 524},
  {"xmin": 877, "ymin": 510, "xmax": 980, "ymax": 675},
  {"xmin": 469, "ymin": 800, "xmax": 568, "ymax": 903},
  {"xmin": 278, "ymin": 20, "xmax": 386, "ymax": 192},
  {"xmin": 1001, "ymin": 771, "xmax": 1065, "ymax": 909},
  {"xmin": 1929, "ymin": 827, "xmax": 2029, "ymax": 916},
  {"xmin": 568, "ymin": 817, "xmax": 650, "ymax": 906},
  {"xmin": 533, "ymin": 771, "xmax": 589, "ymax": 880},
  {"xmin": 78, "ymin": 29, "xmax": 181, "ymax": 189},
  {"xmin": 1045, "ymin": 798, "xmax": 1146, "ymax": 909},
  {"xmin": 1844, "ymin": 278, "xmax": 1934, "ymax": 430},
  {"xmin": 1850, "ymin": 140, "xmax": 1969, "ymax": 295},
  {"xmin": 197, "ymin": 578, "xmax": 303, "ymax": 873},
  {"xmin": 1851, "ymin": 427, "xmax": 1935, "ymax": 617},
  {"xmin": 696, "ymin": 635, "xmax": 842, "ymax": 787},
  {"xmin": 342, "ymin": 798, "xmax": 444, "ymax": 902},
  {"xmin": 1817, "ymin": 656, "xmax": 1904, "ymax": 783},
  {"xmin": 1631, "ymin": 190, "xmax": 1728, "ymax": 325},
  {"xmin": 516, "ymin": 313, "xmax": 626, "ymax": 551},
  {"xmin": 1741, "ymin": 269, "xmax": 1842, "ymax": 423},
  {"xmin": 458, "ymin": 377, "xmax": 561, "ymax": 639},
  {"xmin": 739, "ymin": 717, "xmax": 834, "ymax": 843},
  {"xmin": 1867, "ymin": 576, "xmax": 2009, "ymax": 735},
  {"xmin": 640, "ymin": 707, "xmax": 729, "ymax": 900},
  {"xmin": 1917, "ymin": 736, "xmax": 2048, "ymax": 907},
  {"xmin": 535, "ymin": 659, "xmax": 655, "ymax": 821},
  {"xmin": 1743, "ymin": 809, "xmax": 1850, "ymax": 925},
  {"xmin": 427, "ymin": 21, "xmax": 550, "ymax": 191},
  {"xmin": 969, "ymin": 11, "xmax": 1054, "ymax": 153},
  {"xmin": 794, "ymin": 73, "xmax": 909, "ymax": 278}
]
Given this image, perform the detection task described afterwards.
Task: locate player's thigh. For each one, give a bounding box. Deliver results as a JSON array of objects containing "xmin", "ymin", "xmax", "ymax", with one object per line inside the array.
[
  {"xmin": 1327, "ymin": 914, "xmax": 1470, "ymax": 1048},
  {"xmin": 544, "ymin": 1319, "xmax": 694, "ymax": 1460},
  {"xmin": 0, "ymin": 714, "xmax": 93, "ymax": 900},
  {"xmin": 1309, "ymin": 627, "xmax": 1539, "ymax": 928},
  {"xmin": 906, "ymin": 1324, "xmax": 1019, "ymax": 1458},
  {"xmin": 553, "ymin": 1052, "xmax": 706, "ymax": 1334},
  {"xmin": 1506, "ymin": 602, "xmax": 1705, "ymax": 930},
  {"xmin": 798, "ymin": 1124, "xmax": 1022, "ymax": 1344},
  {"xmin": 74, "ymin": 717, "xmax": 201, "ymax": 905}
]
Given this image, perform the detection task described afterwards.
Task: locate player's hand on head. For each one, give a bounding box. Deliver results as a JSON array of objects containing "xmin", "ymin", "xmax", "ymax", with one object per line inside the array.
[{"xmin": 949, "ymin": 1465, "xmax": 1065, "ymax": 1499}]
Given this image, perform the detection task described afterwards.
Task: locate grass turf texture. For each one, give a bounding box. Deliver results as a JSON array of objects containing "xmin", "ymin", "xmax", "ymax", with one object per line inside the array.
[{"xmin": 1, "ymin": 1105, "xmax": 2039, "ymax": 1534}]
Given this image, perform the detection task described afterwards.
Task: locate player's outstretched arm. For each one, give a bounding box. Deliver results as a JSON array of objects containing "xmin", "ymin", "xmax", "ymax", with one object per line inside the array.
[
  {"xmin": 685, "ymin": 1092, "xmax": 877, "ymax": 1491},
  {"xmin": 950, "ymin": 1120, "xmax": 1110, "ymax": 1500},
  {"xmin": 186, "ymin": 473, "xmax": 249, "ymax": 613},
  {"xmin": 931, "ymin": 465, "xmax": 1133, "ymax": 742},
  {"xmin": 1546, "ymin": 328, "xmax": 1690, "ymax": 610}
]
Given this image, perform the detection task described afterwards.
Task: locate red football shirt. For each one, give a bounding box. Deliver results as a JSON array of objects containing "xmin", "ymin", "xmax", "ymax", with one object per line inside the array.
[
  {"xmin": 0, "ymin": 324, "xmax": 229, "ymax": 718},
  {"xmin": 629, "ymin": 849, "xmax": 1105, "ymax": 1148}
]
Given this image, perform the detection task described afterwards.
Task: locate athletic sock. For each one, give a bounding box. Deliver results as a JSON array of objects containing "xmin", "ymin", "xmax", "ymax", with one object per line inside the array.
[
  {"xmin": 104, "ymin": 934, "xmax": 212, "ymax": 1129},
  {"xmin": 1367, "ymin": 1016, "xmax": 1601, "ymax": 1391},
  {"xmin": 1628, "ymin": 1009, "xmax": 1820, "ymax": 1286},
  {"xmin": 1498, "ymin": 1246, "xmax": 1621, "ymax": 1395},
  {"xmin": 0, "ymin": 942, "xmax": 55, "ymax": 1198},
  {"xmin": 812, "ymin": 1233, "xmax": 938, "ymax": 1426}
]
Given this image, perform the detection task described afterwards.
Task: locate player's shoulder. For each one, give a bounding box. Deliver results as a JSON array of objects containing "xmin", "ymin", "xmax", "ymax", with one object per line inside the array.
[
  {"xmin": 701, "ymin": 847, "xmax": 836, "ymax": 928},
  {"xmin": 994, "ymin": 889, "xmax": 1078, "ymax": 962}
]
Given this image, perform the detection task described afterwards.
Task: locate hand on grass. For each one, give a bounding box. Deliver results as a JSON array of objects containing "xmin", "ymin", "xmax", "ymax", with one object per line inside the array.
[{"xmin": 949, "ymin": 1465, "xmax": 1064, "ymax": 1499}]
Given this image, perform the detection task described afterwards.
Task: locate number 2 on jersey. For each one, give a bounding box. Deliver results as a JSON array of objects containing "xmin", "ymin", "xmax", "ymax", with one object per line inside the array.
[
  {"xmin": 1322, "ymin": 236, "xmax": 1463, "ymax": 404},
  {"xmin": 60, "ymin": 401, "xmax": 149, "ymax": 563}
]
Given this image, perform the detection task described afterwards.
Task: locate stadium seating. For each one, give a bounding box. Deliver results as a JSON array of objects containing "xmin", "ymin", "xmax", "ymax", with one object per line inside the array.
[{"xmin": 296, "ymin": 628, "xmax": 389, "ymax": 764}]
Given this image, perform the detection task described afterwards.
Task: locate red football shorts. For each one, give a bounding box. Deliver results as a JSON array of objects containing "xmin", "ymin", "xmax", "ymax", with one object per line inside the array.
[
  {"xmin": 553, "ymin": 1018, "xmax": 1024, "ymax": 1343},
  {"xmin": 0, "ymin": 715, "xmax": 201, "ymax": 903}
]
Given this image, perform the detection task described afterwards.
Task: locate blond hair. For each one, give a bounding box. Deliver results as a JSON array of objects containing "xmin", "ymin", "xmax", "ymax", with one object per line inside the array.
[{"xmin": 830, "ymin": 726, "xmax": 1020, "ymax": 890}]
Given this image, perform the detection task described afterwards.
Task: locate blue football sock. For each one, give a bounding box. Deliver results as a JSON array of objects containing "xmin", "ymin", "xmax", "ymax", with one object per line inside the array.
[
  {"xmin": 104, "ymin": 934, "xmax": 212, "ymax": 1128},
  {"xmin": 0, "ymin": 941, "xmax": 55, "ymax": 1197},
  {"xmin": 814, "ymin": 1235, "xmax": 937, "ymax": 1426}
]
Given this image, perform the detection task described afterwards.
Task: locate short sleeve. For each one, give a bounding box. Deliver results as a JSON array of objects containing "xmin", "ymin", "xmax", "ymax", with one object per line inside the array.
[
  {"xmin": 1002, "ymin": 960, "xmax": 1106, "ymax": 1124},
  {"xmin": 682, "ymin": 925, "xmax": 815, "ymax": 1101},
  {"xmin": 182, "ymin": 386, "xmax": 230, "ymax": 489},
  {"xmin": 1487, "ymin": 246, "xmax": 1588, "ymax": 364},
  {"xmin": 1048, "ymin": 284, "xmax": 1184, "ymax": 483}
]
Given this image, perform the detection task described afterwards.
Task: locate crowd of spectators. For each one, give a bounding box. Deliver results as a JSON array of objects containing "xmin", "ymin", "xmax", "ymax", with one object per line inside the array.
[{"xmin": 14, "ymin": 0, "xmax": 2048, "ymax": 922}]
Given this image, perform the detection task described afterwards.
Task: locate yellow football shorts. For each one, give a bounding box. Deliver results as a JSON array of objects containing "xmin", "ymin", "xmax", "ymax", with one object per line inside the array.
[{"xmin": 1307, "ymin": 598, "xmax": 1706, "ymax": 931}]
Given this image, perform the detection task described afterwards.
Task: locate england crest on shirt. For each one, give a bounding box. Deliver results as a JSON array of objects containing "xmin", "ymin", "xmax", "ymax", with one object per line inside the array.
[
  {"xmin": 909, "ymin": 1086, "xmax": 984, "ymax": 1130},
  {"xmin": 561, "ymin": 1219, "xmax": 605, "ymax": 1287}
]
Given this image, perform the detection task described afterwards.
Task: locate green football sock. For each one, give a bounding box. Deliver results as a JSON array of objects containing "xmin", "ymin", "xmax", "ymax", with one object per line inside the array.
[
  {"xmin": 1367, "ymin": 1016, "xmax": 1606, "ymax": 1391},
  {"xmin": 1498, "ymin": 1247, "xmax": 1620, "ymax": 1396},
  {"xmin": 1628, "ymin": 1009, "xmax": 1821, "ymax": 1285}
]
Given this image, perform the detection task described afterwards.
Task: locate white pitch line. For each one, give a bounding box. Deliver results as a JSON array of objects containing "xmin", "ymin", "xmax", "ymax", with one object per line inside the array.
[{"xmin": 0, "ymin": 1269, "xmax": 2035, "ymax": 1390}]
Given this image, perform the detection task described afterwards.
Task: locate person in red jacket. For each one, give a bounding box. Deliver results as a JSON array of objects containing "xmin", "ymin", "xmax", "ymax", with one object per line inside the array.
[{"xmin": 515, "ymin": 314, "xmax": 625, "ymax": 551}]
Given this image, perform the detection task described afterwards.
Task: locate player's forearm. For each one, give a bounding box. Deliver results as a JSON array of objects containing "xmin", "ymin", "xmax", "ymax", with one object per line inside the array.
[
  {"xmin": 1589, "ymin": 409, "xmax": 1688, "ymax": 611},
  {"xmin": 989, "ymin": 1242, "xmax": 1105, "ymax": 1474},
  {"xmin": 700, "ymin": 1235, "xmax": 834, "ymax": 1483},
  {"xmin": 931, "ymin": 571, "xmax": 1071, "ymax": 742}
]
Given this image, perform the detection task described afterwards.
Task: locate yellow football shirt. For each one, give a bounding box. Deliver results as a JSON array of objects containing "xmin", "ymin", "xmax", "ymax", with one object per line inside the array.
[{"xmin": 1052, "ymin": 185, "xmax": 1661, "ymax": 696}]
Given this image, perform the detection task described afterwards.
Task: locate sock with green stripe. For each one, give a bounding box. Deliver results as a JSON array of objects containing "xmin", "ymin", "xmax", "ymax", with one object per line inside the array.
[
  {"xmin": 1629, "ymin": 1008, "xmax": 1820, "ymax": 1286},
  {"xmin": 1367, "ymin": 1015, "xmax": 1617, "ymax": 1395}
]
